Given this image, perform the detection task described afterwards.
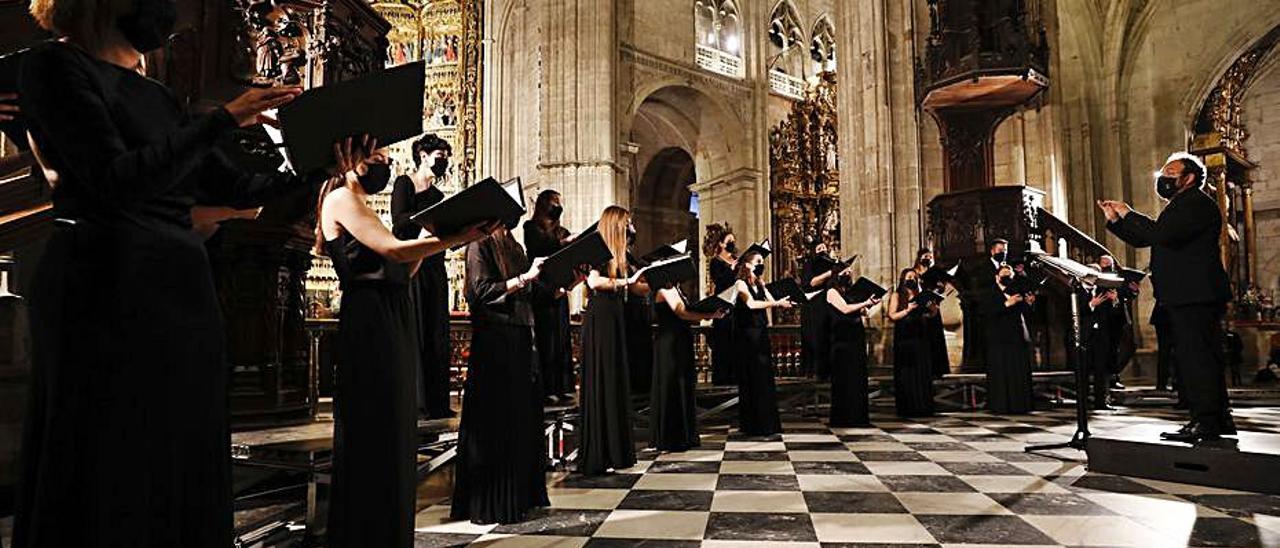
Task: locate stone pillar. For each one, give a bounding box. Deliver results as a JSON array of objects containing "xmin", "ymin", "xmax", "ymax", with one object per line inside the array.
[
  {"xmin": 834, "ymin": 0, "xmax": 924, "ymax": 289},
  {"xmin": 539, "ymin": 0, "xmax": 623, "ymax": 232}
]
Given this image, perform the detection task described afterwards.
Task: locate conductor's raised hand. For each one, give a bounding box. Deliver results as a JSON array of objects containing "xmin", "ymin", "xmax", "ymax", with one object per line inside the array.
[
  {"xmin": 0, "ymin": 92, "xmax": 18, "ymax": 122},
  {"xmin": 225, "ymin": 86, "xmax": 302, "ymax": 128}
]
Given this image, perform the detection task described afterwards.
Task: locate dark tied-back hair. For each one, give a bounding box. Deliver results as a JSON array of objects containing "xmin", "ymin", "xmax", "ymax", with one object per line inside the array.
[
  {"xmin": 411, "ymin": 133, "xmax": 452, "ymax": 167},
  {"xmin": 988, "ymin": 238, "xmax": 1008, "ymax": 250},
  {"xmin": 916, "ymin": 247, "xmax": 933, "ymax": 260},
  {"xmin": 734, "ymin": 250, "xmax": 763, "ymax": 282},
  {"xmin": 703, "ymin": 222, "xmax": 734, "ymax": 257}
]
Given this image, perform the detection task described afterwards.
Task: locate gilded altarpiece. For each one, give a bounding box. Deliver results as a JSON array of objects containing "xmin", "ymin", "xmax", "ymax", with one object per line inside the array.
[
  {"xmin": 768, "ymin": 73, "xmax": 839, "ymax": 324},
  {"xmin": 306, "ymin": 0, "xmax": 483, "ymax": 314}
]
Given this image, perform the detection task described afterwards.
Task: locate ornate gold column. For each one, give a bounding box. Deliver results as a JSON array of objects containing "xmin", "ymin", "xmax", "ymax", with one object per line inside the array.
[{"xmin": 1244, "ymin": 184, "xmax": 1257, "ymax": 284}]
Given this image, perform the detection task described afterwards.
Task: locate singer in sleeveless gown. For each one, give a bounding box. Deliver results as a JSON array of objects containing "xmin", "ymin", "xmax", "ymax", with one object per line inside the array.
[
  {"xmin": 735, "ymin": 282, "xmax": 782, "ymax": 436},
  {"xmin": 650, "ymin": 290, "xmax": 701, "ymax": 451},
  {"xmin": 325, "ymin": 232, "xmax": 419, "ymax": 548},
  {"xmin": 579, "ymin": 289, "xmax": 636, "ymax": 474},
  {"xmin": 828, "ymin": 287, "xmax": 872, "ymax": 427}
]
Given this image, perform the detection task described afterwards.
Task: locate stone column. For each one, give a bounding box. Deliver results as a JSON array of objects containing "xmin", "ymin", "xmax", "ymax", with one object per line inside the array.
[
  {"xmin": 834, "ymin": 0, "xmax": 924, "ymax": 287},
  {"xmin": 539, "ymin": 0, "xmax": 623, "ymax": 232}
]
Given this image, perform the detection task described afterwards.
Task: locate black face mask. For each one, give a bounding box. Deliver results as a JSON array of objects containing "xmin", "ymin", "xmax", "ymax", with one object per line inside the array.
[
  {"xmin": 626, "ymin": 228, "xmax": 637, "ymax": 245},
  {"xmin": 904, "ymin": 279, "xmax": 920, "ymax": 292},
  {"xmin": 998, "ymin": 275, "xmax": 1012, "ymax": 286},
  {"xmin": 356, "ymin": 163, "xmax": 390, "ymax": 195},
  {"xmin": 753, "ymin": 264, "xmax": 765, "ymax": 277},
  {"xmin": 429, "ymin": 157, "xmax": 449, "ymax": 178},
  {"xmin": 920, "ymin": 258, "xmax": 934, "ymax": 269},
  {"xmin": 724, "ymin": 241, "xmax": 737, "ymax": 254},
  {"xmin": 118, "ymin": 0, "xmax": 177, "ymax": 54},
  {"xmin": 548, "ymin": 205, "xmax": 564, "ymax": 221},
  {"xmin": 992, "ymin": 251, "xmax": 1006, "ymax": 264},
  {"xmin": 1156, "ymin": 175, "xmax": 1181, "ymax": 200}
]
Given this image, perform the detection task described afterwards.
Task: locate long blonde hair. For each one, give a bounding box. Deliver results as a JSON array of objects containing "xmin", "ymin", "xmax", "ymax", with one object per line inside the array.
[{"xmin": 598, "ymin": 205, "xmax": 631, "ymax": 278}]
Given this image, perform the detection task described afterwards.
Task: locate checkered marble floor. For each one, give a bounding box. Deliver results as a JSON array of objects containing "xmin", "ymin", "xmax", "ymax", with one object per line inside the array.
[{"xmin": 413, "ymin": 407, "xmax": 1280, "ymax": 547}]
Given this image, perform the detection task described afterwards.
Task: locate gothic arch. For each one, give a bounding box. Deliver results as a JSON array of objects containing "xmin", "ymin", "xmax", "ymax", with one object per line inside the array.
[
  {"xmin": 1182, "ymin": 19, "xmax": 1280, "ymax": 125},
  {"xmin": 626, "ymin": 82, "xmax": 750, "ymax": 188}
]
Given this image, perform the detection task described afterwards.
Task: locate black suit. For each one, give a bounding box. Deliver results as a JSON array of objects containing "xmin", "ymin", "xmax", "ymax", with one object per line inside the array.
[
  {"xmin": 958, "ymin": 256, "xmax": 1003, "ymax": 371},
  {"xmin": 1107, "ymin": 187, "xmax": 1233, "ymax": 430}
]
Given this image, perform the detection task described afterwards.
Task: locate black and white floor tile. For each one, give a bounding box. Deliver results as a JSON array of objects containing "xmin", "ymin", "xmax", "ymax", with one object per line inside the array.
[{"xmin": 413, "ymin": 407, "xmax": 1280, "ymax": 547}]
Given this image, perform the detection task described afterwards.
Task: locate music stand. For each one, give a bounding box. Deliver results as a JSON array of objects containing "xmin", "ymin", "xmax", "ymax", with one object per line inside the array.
[{"xmin": 1024, "ymin": 252, "xmax": 1124, "ymax": 454}]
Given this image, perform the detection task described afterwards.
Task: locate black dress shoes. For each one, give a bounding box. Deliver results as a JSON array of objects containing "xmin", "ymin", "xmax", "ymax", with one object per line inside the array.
[
  {"xmin": 1160, "ymin": 421, "xmax": 1196, "ymax": 440},
  {"xmin": 1161, "ymin": 422, "xmax": 1226, "ymax": 443}
]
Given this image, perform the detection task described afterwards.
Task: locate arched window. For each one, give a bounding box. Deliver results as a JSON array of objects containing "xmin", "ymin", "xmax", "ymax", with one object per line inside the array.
[
  {"xmin": 694, "ymin": 0, "xmax": 744, "ymax": 78},
  {"xmin": 768, "ymin": 1, "xmax": 805, "ymax": 98},
  {"xmin": 810, "ymin": 17, "xmax": 836, "ymax": 74}
]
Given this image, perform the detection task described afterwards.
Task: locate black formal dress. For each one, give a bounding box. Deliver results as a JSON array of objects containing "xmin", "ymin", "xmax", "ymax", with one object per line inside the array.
[
  {"xmin": 578, "ymin": 286, "xmax": 636, "ymax": 475},
  {"xmin": 15, "ymin": 42, "xmax": 323, "ymax": 548},
  {"xmin": 892, "ymin": 295, "xmax": 936, "ymax": 418},
  {"xmin": 523, "ymin": 220, "xmax": 573, "ymax": 398},
  {"xmin": 1084, "ymin": 289, "xmax": 1122, "ymax": 407},
  {"xmin": 709, "ymin": 257, "xmax": 737, "ymax": 385},
  {"xmin": 626, "ymin": 254, "xmax": 655, "ymax": 394},
  {"xmin": 451, "ymin": 234, "xmax": 550, "ymax": 524},
  {"xmin": 920, "ymin": 273, "xmax": 950, "ymax": 378},
  {"xmin": 1107, "ymin": 187, "xmax": 1233, "ymax": 431},
  {"xmin": 983, "ymin": 292, "xmax": 1035, "ymax": 414},
  {"xmin": 735, "ymin": 282, "xmax": 782, "ymax": 436},
  {"xmin": 390, "ymin": 176, "xmax": 454, "ymax": 418},
  {"xmin": 827, "ymin": 288, "xmax": 870, "ymax": 426},
  {"xmin": 650, "ymin": 291, "xmax": 701, "ymax": 451},
  {"xmin": 801, "ymin": 257, "xmax": 832, "ymax": 379},
  {"xmin": 324, "ymin": 231, "xmax": 418, "ymax": 547}
]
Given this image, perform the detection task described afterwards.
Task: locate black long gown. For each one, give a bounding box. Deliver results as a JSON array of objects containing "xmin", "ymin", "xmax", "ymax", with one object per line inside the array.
[
  {"xmin": 15, "ymin": 42, "xmax": 323, "ymax": 548},
  {"xmin": 390, "ymin": 176, "xmax": 454, "ymax": 418},
  {"xmin": 926, "ymin": 313, "xmax": 949, "ymax": 378},
  {"xmin": 451, "ymin": 234, "xmax": 549, "ymax": 524},
  {"xmin": 709, "ymin": 257, "xmax": 737, "ymax": 385},
  {"xmin": 578, "ymin": 287, "xmax": 637, "ymax": 475},
  {"xmin": 324, "ymin": 232, "xmax": 418, "ymax": 547},
  {"xmin": 827, "ymin": 288, "xmax": 870, "ymax": 427},
  {"xmin": 801, "ymin": 257, "xmax": 831, "ymax": 379},
  {"xmin": 523, "ymin": 220, "xmax": 573, "ymax": 398},
  {"xmin": 892, "ymin": 295, "xmax": 936, "ymax": 418},
  {"xmin": 626, "ymin": 255, "xmax": 655, "ymax": 395},
  {"xmin": 984, "ymin": 292, "xmax": 1035, "ymax": 414},
  {"xmin": 650, "ymin": 291, "xmax": 701, "ymax": 451},
  {"xmin": 735, "ymin": 282, "xmax": 782, "ymax": 436}
]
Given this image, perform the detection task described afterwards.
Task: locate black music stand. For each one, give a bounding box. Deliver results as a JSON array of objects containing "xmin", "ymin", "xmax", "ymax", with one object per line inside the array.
[{"xmin": 1024, "ymin": 253, "xmax": 1123, "ymax": 454}]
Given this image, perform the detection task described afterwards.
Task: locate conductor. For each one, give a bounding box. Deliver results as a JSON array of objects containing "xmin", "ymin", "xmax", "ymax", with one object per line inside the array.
[{"xmin": 1098, "ymin": 152, "xmax": 1234, "ymax": 442}]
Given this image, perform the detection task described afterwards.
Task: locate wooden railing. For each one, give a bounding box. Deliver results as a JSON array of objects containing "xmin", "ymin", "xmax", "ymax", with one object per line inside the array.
[{"xmin": 303, "ymin": 319, "xmax": 810, "ymax": 401}]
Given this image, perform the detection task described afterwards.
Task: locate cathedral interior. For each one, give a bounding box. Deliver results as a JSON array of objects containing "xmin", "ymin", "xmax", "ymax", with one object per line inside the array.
[{"xmin": 3, "ymin": 0, "xmax": 1280, "ymax": 546}]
